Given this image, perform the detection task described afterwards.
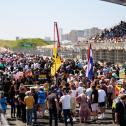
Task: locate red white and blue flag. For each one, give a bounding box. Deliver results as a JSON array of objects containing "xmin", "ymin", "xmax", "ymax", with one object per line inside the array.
[{"xmin": 86, "ymin": 44, "xmax": 93, "ymax": 80}]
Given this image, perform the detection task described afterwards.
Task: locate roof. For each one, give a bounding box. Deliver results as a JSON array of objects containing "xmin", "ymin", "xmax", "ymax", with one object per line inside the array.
[{"xmin": 101, "ymin": 0, "xmax": 126, "ymax": 6}]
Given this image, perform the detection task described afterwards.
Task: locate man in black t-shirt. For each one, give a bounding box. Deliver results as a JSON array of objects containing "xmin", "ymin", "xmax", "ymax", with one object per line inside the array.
[
  {"xmin": 31, "ymin": 88, "xmax": 38, "ymax": 123},
  {"xmin": 115, "ymin": 94, "xmax": 126, "ymax": 126},
  {"xmin": 90, "ymin": 84, "xmax": 98, "ymax": 121},
  {"xmin": 46, "ymin": 89, "xmax": 58, "ymax": 126},
  {"xmin": 18, "ymin": 90, "xmax": 26, "ymax": 123}
]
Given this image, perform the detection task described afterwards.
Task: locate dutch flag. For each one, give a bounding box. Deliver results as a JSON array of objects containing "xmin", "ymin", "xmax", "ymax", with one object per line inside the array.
[{"xmin": 86, "ymin": 44, "xmax": 93, "ymax": 80}]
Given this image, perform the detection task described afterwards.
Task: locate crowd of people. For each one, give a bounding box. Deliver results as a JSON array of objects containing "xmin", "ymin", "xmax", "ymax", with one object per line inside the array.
[
  {"xmin": 92, "ymin": 21, "xmax": 126, "ymax": 42},
  {"xmin": 0, "ymin": 51, "xmax": 126, "ymax": 126}
]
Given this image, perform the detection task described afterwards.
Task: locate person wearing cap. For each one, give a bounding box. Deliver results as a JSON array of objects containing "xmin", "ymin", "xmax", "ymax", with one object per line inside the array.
[
  {"xmin": 24, "ymin": 91, "xmax": 35, "ymax": 125},
  {"xmin": 115, "ymin": 94, "xmax": 126, "ymax": 126}
]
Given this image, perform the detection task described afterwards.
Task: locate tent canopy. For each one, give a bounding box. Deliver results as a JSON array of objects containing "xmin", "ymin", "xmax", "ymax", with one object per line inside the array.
[{"xmin": 101, "ymin": 0, "xmax": 126, "ymax": 6}]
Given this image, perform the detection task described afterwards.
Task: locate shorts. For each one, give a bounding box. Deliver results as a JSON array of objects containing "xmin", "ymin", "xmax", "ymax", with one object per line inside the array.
[
  {"xmin": 98, "ymin": 102, "xmax": 105, "ymax": 107},
  {"xmin": 91, "ymin": 103, "xmax": 98, "ymax": 112}
]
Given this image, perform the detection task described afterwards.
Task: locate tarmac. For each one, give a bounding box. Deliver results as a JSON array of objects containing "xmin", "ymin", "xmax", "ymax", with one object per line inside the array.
[{"xmin": 4, "ymin": 105, "xmax": 117, "ymax": 126}]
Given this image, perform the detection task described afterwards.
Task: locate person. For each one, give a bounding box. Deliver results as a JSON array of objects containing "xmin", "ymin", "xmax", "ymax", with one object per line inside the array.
[
  {"xmin": 46, "ymin": 87, "xmax": 59, "ymax": 126},
  {"xmin": 76, "ymin": 89, "xmax": 90, "ymax": 123},
  {"xmin": 90, "ymin": 82, "xmax": 98, "ymax": 121},
  {"xmin": 24, "ymin": 91, "xmax": 35, "ymax": 125},
  {"xmin": 31, "ymin": 87, "xmax": 38, "ymax": 123},
  {"xmin": 86, "ymin": 83, "xmax": 92, "ymax": 99},
  {"xmin": 119, "ymin": 81, "xmax": 126, "ymax": 94},
  {"xmin": 76, "ymin": 82, "xmax": 83, "ymax": 96},
  {"xmin": 99, "ymin": 77, "xmax": 107, "ymax": 93},
  {"xmin": 60, "ymin": 88, "xmax": 73, "ymax": 126},
  {"xmin": 9, "ymin": 84, "xmax": 16, "ymax": 118},
  {"xmin": 70, "ymin": 84, "xmax": 77, "ymax": 122},
  {"xmin": 115, "ymin": 94, "xmax": 126, "ymax": 126},
  {"xmin": 112, "ymin": 96, "xmax": 120, "ymax": 123},
  {"xmin": 124, "ymin": 68, "xmax": 126, "ymax": 76},
  {"xmin": 18, "ymin": 87, "xmax": 26, "ymax": 123},
  {"xmin": 15, "ymin": 91, "xmax": 21, "ymax": 119},
  {"xmin": 0, "ymin": 92, "xmax": 7, "ymax": 115},
  {"xmin": 98, "ymin": 85, "xmax": 106, "ymax": 119},
  {"xmin": 37, "ymin": 86, "xmax": 46, "ymax": 118},
  {"xmin": 56, "ymin": 85, "xmax": 63, "ymax": 122},
  {"xmin": 107, "ymin": 82, "xmax": 114, "ymax": 108},
  {"xmin": 116, "ymin": 64, "xmax": 120, "ymax": 78}
]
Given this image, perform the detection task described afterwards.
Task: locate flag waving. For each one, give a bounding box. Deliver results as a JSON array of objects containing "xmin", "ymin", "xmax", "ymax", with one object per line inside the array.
[
  {"xmin": 51, "ymin": 47, "xmax": 61, "ymax": 76},
  {"xmin": 51, "ymin": 22, "xmax": 61, "ymax": 76},
  {"xmin": 86, "ymin": 44, "xmax": 93, "ymax": 80}
]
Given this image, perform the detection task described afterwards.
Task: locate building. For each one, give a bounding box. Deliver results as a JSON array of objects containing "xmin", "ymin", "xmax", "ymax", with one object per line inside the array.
[
  {"xmin": 59, "ymin": 28, "xmax": 63, "ymax": 41},
  {"xmin": 61, "ymin": 28, "xmax": 102, "ymax": 43},
  {"xmin": 61, "ymin": 34, "xmax": 69, "ymax": 41},
  {"xmin": 44, "ymin": 37, "xmax": 51, "ymax": 41},
  {"xmin": 83, "ymin": 27, "xmax": 102, "ymax": 39},
  {"xmin": 79, "ymin": 40, "xmax": 126, "ymax": 63}
]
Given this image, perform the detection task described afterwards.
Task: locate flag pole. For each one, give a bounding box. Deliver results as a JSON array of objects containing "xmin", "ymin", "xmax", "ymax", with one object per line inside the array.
[
  {"xmin": 54, "ymin": 22, "xmax": 56, "ymax": 77},
  {"xmin": 51, "ymin": 22, "xmax": 61, "ymax": 85}
]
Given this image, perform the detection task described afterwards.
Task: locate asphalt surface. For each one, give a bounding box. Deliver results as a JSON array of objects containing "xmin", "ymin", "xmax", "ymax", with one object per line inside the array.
[{"xmin": 4, "ymin": 106, "xmax": 117, "ymax": 126}]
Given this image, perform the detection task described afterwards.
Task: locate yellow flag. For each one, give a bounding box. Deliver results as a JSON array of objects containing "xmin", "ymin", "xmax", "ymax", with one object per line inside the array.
[{"xmin": 51, "ymin": 47, "xmax": 61, "ymax": 76}]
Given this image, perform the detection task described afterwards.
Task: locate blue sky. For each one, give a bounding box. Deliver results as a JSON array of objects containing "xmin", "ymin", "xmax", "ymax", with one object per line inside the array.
[{"xmin": 0, "ymin": 0, "xmax": 126, "ymax": 40}]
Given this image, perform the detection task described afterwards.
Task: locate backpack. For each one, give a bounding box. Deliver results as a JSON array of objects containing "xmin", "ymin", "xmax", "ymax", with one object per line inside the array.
[{"xmin": 112, "ymin": 97, "xmax": 120, "ymax": 110}]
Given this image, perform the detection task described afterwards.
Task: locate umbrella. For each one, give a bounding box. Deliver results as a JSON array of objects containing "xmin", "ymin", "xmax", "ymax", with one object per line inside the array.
[
  {"xmin": 112, "ymin": 73, "xmax": 119, "ymax": 79},
  {"xmin": 0, "ymin": 63, "xmax": 5, "ymax": 70},
  {"xmin": 0, "ymin": 63, "xmax": 4, "ymax": 68},
  {"xmin": 122, "ymin": 63, "xmax": 126, "ymax": 68}
]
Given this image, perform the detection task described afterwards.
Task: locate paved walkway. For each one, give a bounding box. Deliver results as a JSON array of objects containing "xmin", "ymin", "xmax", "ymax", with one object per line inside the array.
[{"xmin": 5, "ymin": 106, "xmax": 117, "ymax": 126}]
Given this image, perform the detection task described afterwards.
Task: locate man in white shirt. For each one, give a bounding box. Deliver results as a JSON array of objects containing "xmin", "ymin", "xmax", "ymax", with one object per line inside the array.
[
  {"xmin": 98, "ymin": 85, "xmax": 106, "ymax": 119},
  {"xmin": 60, "ymin": 88, "xmax": 73, "ymax": 126},
  {"xmin": 76, "ymin": 82, "xmax": 83, "ymax": 96}
]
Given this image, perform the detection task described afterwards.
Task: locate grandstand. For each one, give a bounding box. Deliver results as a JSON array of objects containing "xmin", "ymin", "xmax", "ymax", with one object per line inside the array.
[
  {"xmin": 89, "ymin": 20, "xmax": 126, "ymax": 63},
  {"xmin": 73, "ymin": 20, "xmax": 126, "ymax": 63},
  {"xmin": 93, "ymin": 21, "xmax": 126, "ymax": 41}
]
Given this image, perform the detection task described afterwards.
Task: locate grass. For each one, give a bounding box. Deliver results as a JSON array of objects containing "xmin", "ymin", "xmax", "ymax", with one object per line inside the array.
[{"xmin": 0, "ymin": 38, "xmax": 50, "ymax": 49}]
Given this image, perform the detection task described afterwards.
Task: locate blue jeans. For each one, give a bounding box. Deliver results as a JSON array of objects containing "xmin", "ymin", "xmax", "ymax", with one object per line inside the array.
[
  {"xmin": 33, "ymin": 105, "xmax": 37, "ymax": 122},
  {"xmin": 63, "ymin": 109, "xmax": 73, "ymax": 126},
  {"xmin": 26, "ymin": 109, "xmax": 33, "ymax": 125}
]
